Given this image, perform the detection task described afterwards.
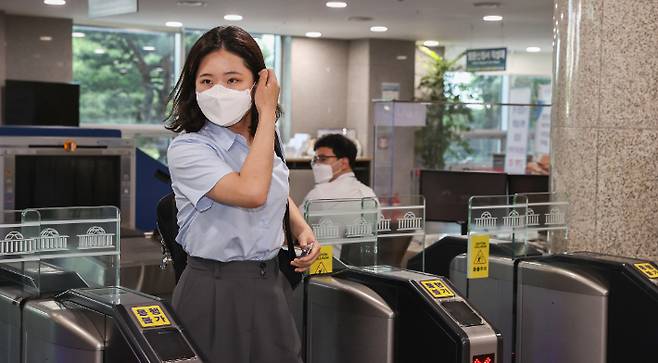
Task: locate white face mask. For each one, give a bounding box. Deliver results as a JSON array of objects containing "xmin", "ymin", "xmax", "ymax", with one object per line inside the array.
[
  {"xmin": 196, "ymin": 84, "xmax": 253, "ymax": 127},
  {"xmin": 311, "ymin": 163, "xmax": 334, "ymax": 184}
]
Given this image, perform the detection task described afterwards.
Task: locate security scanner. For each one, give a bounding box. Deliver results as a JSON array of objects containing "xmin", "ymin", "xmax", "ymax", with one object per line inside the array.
[
  {"xmin": 0, "ymin": 206, "xmax": 201, "ymax": 363},
  {"xmin": 302, "ymin": 197, "xmax": 503, "ymax": 363}
]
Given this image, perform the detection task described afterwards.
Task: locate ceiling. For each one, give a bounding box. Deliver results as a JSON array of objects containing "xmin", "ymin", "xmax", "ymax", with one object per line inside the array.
[{"xmin": 0, "ymin": 0, "xmax": 555, "ymax": 52}]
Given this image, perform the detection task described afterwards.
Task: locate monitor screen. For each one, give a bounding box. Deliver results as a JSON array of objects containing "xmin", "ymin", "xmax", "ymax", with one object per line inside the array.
[
  {"xmin": 420, "ymin": 170, "xmax": 507, "ymax": 222},
  {"xmin": 14, "ymin": 155, "xmax": 121, "ymax": 210},
  {"xmin": 507, "ymin": 174, "xmax": 549, "ymax": 195},
  {"xmin": 3, "ymin": 79, "xmax": 79, "ymax": 127}
]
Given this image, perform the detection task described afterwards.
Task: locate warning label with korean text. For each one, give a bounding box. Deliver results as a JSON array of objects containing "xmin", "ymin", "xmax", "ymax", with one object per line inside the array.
[
  {"xmin": 310, "ymin": 245, "xmax": 333, "ymax": 275},
  {"xmin": 468, "ymin": 234, "xmax": 490, "ymax": 279}
]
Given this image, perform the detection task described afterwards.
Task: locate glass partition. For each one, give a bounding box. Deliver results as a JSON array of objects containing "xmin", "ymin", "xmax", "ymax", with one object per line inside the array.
[
  {"xmin": 514, "ymin": 192, "xmax": 569, "ymax": 254},
  {"xmin": 377, "ymin": 195, "xmax": 426, "ymax": 269},
  {"xmin": 468, "ymin": 195, "xmax": 529, "ymax": 257},
  {"xmin": 0, "ymin": 206, "xmax": 120, "ymax": 296},
  {"xmin": 373, "ymin": 100, "xmax": 551, "ymax": 197},
  {"xmin": 303, "ymin": 198, "xmax": 379, "ymax": 267}
]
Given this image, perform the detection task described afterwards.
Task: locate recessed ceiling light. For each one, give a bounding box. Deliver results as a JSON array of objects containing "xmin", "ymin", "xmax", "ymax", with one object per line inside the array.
[
  {"xmin": 326, "ymin": 1, "xmax": 347, "ymax": 8},
  {"xmin": 526, "ymin": 46, "xmax": 541, "ymax": 53},
  {"xmin": 40, "ymin": 36, "xmax": 53, "ymax": 42},
  {"xmin": 176, "ymin": 0, "xmax": 205, "ymax": 6},
  {"xmin": 224, "ymin": 14, "xmax": 243, "ymax": 21},
  {"xmin": 143, "ymin": 46, "xmax": 156, "ymax": 51},
  {"xmin": 423, "ymin": 40, "xmax": 440, "ymax": 47},
  {"xmin": 483, "ymin": 15, "xmax": 503, "ymax": 21},
  {"xmin": 44, "ymin": 0, "xmax": 66, "ymax": 5},
  {"xmin": 94, "ymin": 48, "xmax": 106, "ymax": 54},
  {"xmin": 305, "ymin": 32, "xmax": 322, "ymax": 38},
  {"xmin": 72, "ymin": 32, "xmax": 85, "ymax": 38},
  {"xmin": 165, "ymin": 21, "xmax": 183, "ymax": 27},
  {"xmin": 396, "ymin": 55, "xmax": 408, "ymax": 60},
  {"xmin": 370, "ymin": 26, "xmax": 388, "ymax": 32}
]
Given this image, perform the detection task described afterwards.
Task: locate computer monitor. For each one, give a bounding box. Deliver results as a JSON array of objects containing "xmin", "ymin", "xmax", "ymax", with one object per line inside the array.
[
  {"xmin": 420, "ymin": 170, "xmax": 508, "ymax": 223},
  {"xmin": 507, "ymin": 174, "xmax": 549, "ymax": 195},
  {"xmin": 3, "ymin": 79, "xmax": 80, "ymax": 127}
]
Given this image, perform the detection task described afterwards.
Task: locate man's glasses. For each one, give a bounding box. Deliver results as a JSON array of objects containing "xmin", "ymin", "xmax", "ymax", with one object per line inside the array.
[{"xmin": 311, "ymin": 155, "xmax": 338, "ymax": 164}]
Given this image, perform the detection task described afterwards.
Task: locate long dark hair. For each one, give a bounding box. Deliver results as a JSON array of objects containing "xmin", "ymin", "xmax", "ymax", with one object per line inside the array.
[{"xmin": 165, "ymin": 26, "xmax": 281, "ymax": 135}]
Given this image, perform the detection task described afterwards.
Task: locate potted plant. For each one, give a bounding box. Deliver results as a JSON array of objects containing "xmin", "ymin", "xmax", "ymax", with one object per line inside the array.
[{"xmin": 415, "ymin": 46, "xmax": 472, "ymax": 170}]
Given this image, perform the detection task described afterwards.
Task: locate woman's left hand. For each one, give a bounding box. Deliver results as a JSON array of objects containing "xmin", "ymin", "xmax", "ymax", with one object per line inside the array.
[{"xmin": 291, "ymin": 229, "xmax": 321, "ymax": 272}]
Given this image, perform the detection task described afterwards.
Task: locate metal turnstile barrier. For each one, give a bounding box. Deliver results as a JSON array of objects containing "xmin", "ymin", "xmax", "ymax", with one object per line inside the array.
[
  {"xmin": 305, "ymin": 266, "xmax": 502, "ymax": 363},
  {"xmin": 0, "ymin": 207, "xmax": 203, "ymax": 363},
  {"xmin": 450, "ymin": 251, "xmax": 658, "ymax": 363}
]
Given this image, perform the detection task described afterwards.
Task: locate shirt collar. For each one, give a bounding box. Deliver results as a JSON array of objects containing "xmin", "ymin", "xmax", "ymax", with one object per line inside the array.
[
  {"xmin": 203, "ymin": 121, "xmax": 248, "ymax": 151},
  {"xmin": 333, "ymin": 171, "xmax": 356, "ymax": 182}
]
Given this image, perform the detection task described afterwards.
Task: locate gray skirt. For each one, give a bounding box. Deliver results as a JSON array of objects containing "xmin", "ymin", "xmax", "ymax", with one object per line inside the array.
[{"xmin": 172, "ymin": 255, "xmax": 302, "ymax": 363}]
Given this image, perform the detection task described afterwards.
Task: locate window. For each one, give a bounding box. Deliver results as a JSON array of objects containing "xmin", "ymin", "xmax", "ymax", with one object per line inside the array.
[
  {"xmin": 73, "ymin": 26, "xmax": 175, "ymax": 125},
  {"xmin": 73, "ymin": 25, "xmax": 281, "ymax": 163}
]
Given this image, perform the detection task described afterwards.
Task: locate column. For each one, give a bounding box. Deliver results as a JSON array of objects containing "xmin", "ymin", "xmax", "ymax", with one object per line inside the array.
[{"xmin": 551, "ymin": 0, "xmax": 658, "ymax": 260}]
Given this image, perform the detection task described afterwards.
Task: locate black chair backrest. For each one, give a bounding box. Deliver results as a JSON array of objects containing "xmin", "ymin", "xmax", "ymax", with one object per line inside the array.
[{"xmin": 156, "ymin": 192, "xmax": 188, "ymax": 282}]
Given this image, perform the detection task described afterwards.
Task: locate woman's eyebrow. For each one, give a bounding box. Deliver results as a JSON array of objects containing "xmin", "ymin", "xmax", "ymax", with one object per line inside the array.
[
  {"xmin": 224, "ymin": 71, "xmax": 242, "ymax": 76},
  {"xmin": 198, "ymin": 73, "xmax": 214, "ymax": 78}
]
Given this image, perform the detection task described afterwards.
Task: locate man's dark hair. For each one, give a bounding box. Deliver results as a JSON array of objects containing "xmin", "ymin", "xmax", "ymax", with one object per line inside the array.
[{"xmin": 314, "ymin": 134, "xmax": 357, "ymax": 169}]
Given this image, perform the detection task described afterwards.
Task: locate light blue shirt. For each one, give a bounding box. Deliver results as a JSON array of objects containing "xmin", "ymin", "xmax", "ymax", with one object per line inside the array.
[{"xmin": 167, "ymin": 122, "xmax": 289, "ymax": 262}]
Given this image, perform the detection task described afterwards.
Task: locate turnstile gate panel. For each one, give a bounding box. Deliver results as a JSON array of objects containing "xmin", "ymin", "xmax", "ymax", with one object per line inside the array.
[
  {"xmin": 307, "ymin": 267, "xmax": 502, "ymax": 363},
  {"xmin": 531, "ymin": 252, "xmax": 658, "ymax": 363},
  {"xmin": 450, "ymin": 255, "xmax": 515, "ymax": 363},
  {"xmin": 306, "ymin": 276, "xmax": 394, "ymax": 363},
  {"xmin": 515, "ymin": 260, "xmax": 609, "ymax": 363},
  {"xmin": 0, "ymin": 286, "xmax": 24, "ymax": 363},
  {"xmin": 21, "ymin": 286, "xmax": 202, "ymax": 363}
]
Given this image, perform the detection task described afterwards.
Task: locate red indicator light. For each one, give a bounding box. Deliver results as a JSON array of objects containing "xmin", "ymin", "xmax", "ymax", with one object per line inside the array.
[{"xmin": 473, "ymin": 354, "xmax": 495, "ymax": 363}]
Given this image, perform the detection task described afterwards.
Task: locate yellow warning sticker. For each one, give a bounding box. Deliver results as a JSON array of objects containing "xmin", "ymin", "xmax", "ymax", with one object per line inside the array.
[
  {"xmin": 310, "ymin": 245, "xmax": 333, "ymax": 275},
  {"xmin": 420, "ymin": 279, "xmax": 455, "ymax": 299},
  {"xmin": 467, "ymin": 234, "xmax": 490, "ymax": 279},
  {"xmin": 634, "ymin": 262, "xmax": 658, "ymax": 279},
  {"xmin": 131, "ymin": 305, "xmax": 171, "ymax": 328}
]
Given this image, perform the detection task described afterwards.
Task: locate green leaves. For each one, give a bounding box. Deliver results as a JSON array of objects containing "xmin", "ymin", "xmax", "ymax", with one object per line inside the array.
[{"xmin": 415, "ymin": 46, "xmax": 471, "ymax": 170}]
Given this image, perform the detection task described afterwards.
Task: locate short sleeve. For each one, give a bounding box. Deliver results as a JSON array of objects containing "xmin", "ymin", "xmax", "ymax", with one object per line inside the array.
[{"xmin": 168, "ymin": 137, "xmax": 234, "ymax": 212}]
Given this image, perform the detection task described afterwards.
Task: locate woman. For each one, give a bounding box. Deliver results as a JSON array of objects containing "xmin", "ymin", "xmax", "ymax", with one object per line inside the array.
[{"xmin": 165, "ymin": 26, "xmax": 320, "ymax": 363}]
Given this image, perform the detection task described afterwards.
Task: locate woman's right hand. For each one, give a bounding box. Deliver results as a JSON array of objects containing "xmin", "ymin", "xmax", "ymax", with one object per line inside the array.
[{"xmin": 254, "ymin": 69, "xmax": 280, "ymax": 118}]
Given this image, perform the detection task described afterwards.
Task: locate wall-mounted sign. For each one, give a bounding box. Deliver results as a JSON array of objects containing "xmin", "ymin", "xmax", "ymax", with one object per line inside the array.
[
  {"xmin": 381, "ymin": 82, "xmax": 400, "ymax": 100},
  {"xmin": 89, "ymin": 0, "xmax": 138, "ymax": 18},
  {"xmin": 466, "ymin": 48, "xmax": 507, "ymax": 72},
  {"xmin": 505, "ymin": 87, "xmax": 532, "ymax": 174}
]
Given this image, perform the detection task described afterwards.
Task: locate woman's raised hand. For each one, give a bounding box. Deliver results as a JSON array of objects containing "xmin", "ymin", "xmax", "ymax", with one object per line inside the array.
[{"xmin": 254, "ymin": 69, "xmax": 280, "ymax": 118}]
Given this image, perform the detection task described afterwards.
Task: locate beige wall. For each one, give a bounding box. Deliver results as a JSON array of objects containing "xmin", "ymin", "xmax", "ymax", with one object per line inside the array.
[
  {"xmin": 290, "ymin": 37, "xmax": 349, "ymax": 137},
  {"xmin": 5, "ymin": 15, "xmax": 72, "ymax": 83},
  {"xmin": 0, "ymin": 12, "xmax": 6, "ymax": 122},
  {"xmin": 346, "ymin": 39, "xmax": 370, "ymax": 155},
  {"xmin": 290, "ymin": 37, "xmax": 416, "ymax": 157}
]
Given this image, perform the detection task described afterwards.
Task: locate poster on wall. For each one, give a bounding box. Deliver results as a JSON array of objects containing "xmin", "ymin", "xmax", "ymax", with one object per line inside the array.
[
  {"xmin": 505, "ymin": 88, "xmax": 532, "ymax": 174},
  {"xmin": 534, "ymin": 84, "xmax": 552, "ymax": 155},
  {"xmin": 466, "ymin": 48, "xmax": 507, "ymax": 72}
]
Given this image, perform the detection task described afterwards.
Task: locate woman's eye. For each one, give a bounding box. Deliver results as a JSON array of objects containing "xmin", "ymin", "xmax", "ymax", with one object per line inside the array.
[
  {"xmin": 200, "ymin": 79, "xmax": 212, "ymax": 85},
  {"xmin": 228, "ymin": 78, "xmax": 240, "ymax": 85}
]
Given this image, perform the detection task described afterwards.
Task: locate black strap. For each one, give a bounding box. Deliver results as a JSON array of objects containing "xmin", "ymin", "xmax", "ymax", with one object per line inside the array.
[{"xmin": 274, "ymin": 132, "xmax": 297, "ymax": 259}]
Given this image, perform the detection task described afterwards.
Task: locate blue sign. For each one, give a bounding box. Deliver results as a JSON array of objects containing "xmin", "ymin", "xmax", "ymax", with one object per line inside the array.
[{"xmin": 466, "ymin": 48, "xmax": 507, "ymax": 72}]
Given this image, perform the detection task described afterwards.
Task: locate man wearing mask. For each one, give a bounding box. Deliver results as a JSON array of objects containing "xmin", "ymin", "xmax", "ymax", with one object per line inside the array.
[
  {"xmin": 302, "ymin": 134, "xmax": 375, "ymax": 205},
  {"xmin": 301, "ymin": 134, "xmax": 376, "ymax": 263}
]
